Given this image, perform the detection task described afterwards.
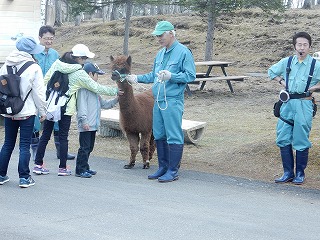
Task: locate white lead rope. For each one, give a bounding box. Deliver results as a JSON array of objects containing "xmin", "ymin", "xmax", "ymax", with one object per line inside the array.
[
  {"xmin": 123, "ymin": 73, "xmax": 168, "ymax": 110},
  {"xmin": 156, "ymin": 78, "xmax": 168, "ymax": 111}
]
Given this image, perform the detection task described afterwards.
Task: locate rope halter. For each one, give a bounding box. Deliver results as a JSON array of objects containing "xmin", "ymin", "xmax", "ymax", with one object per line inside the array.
[{"xmin": 112, "ymin": 70, "xmax": 129, "ymax": 83}]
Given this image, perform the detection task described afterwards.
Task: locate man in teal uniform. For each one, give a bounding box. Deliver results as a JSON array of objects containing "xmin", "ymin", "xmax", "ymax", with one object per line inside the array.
[
  {"xmin": 33, "ymin": 25, "xmax": 75, "ymax": 161},
  {"xmin": 127, "ymin": 21, "xmax": 196, "ymax": 182},
  {"xmin": 268, "ymin": 32, "xmax": 320, "ymax": 184}
]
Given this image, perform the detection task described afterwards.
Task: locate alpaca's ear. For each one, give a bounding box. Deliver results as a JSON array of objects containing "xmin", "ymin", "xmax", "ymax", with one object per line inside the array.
[
  {"xmin": 110, "ymin": 56, "xmax": 114, "ymax": 62},
  {"xmin": 127, "ymin": 56, "xmax": 132, "ymax": 66}
]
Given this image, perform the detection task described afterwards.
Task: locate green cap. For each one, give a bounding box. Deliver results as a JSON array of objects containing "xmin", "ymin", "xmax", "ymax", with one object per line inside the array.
[{"xmin": 152, "ymin": 21, "xmax": 174, "ymax": 35}]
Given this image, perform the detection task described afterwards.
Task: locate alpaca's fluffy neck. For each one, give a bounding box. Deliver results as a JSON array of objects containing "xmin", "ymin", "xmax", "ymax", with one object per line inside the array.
[{"xmin": 118, "ymin": 82, "xmax": 138, "ymax": 116}]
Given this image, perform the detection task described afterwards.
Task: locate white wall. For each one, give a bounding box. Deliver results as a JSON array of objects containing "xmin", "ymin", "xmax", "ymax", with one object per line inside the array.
[{"xmin": 0, "ymin": 0, "xmax": 42, "ymax": 63}]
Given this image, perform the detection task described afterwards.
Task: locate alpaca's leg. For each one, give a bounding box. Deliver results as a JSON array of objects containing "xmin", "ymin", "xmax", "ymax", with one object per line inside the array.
[
  {"xmin": 140, "ymin": 133, "xmax": 151, "ymax": 169},
  {"xmin": 148, "ymin": 134, "xmax": 156, "ymax": 161},
  {"xmin": 124, "ymin": 133, "xmax": 139, "ymax": 169}
]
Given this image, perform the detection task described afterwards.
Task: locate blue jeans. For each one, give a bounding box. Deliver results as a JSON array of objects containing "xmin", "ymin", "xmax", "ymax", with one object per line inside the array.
[
  {"xmin": 35, "ymin": 114, "xmax": 71, "ymax": 169},
  {"xmin": 76, "ymin": 131, "xmax": 96, "ymax": 174},
  {"xmin": 0, "ymin": 116, "xmax": 35, "ymax": 178}
]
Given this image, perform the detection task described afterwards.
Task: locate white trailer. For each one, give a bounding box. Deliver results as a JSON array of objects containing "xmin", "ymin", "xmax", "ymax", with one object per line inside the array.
[{"xmin": 0, "ymin": 0, "xmax": 42, "ymax": 63}]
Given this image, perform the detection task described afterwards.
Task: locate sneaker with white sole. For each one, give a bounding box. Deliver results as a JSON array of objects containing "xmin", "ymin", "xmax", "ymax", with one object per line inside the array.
[
  {"xmin": 58, "ymin": 168, "xmax": 72, "ymax": 176},
  {"xmin": 33, "ymin": 165, "xmax": 49, "ymax": 175},
  {"xmin": 19, "ymin": 176, "xmax": 35, "ymax": 188},
  {"xmin": 0, "ymin": 175, "xmax": 10, "ymax": 185},
  {"xmin": 86, "ymin": 169, "xmax": 97, "ymax": 175},
  {"xmin": 75, "ymin": 171, "xmax": 92, "ymax": 178}
]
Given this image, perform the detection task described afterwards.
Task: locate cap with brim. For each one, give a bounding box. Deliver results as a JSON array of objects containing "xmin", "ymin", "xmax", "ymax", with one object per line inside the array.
[
  {"xmin": 16, "ymin": 36, "xmax": 45, "ymax": 54},
  {"xmin": 72, "ymin": 44, "xmax": 95, "ymax": 58},
  {"xmin": 83, "ymin": 62, "xmax": 105, "ymax": 75},
  {"xmin": 152, "ymin": 21, "xmax": 174, "ymax": 35}
]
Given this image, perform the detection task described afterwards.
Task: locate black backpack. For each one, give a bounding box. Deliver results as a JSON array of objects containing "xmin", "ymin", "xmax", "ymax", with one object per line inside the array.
[
  {"xmin": 0, "ymin": 61, "xmax": 35, "ymax": 115},
  {"xmin": 45, "ymin": 71, "xmax": 70, "ymax": 121},
  {"xmin": 46, "ymin": 71, "xmax": 70, "ymax": 101}
]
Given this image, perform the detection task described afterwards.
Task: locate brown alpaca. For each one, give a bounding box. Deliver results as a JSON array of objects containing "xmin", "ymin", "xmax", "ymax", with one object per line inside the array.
[{"xmin": 110, "ymin": 55, "xmax": 156, "ymax": 169}]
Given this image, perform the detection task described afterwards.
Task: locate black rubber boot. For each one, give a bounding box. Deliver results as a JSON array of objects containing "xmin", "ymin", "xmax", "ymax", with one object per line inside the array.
[
  {"xmin": 148, "ymin": 140, "xmax": 169, "ymax": 180},
  {"xmin": 54, "ymin": 136, "xmax": 75, "ymax": 160},
  {"xmin": 275, "ymin": 145, "xmax": 294, "ymax": 183},
  {"xmin": 292, "ymin": 149, "xmax": 309, "ymax": 185},
  {"xmin": 158, "ymin": 144, "xmax": 183, "ymax": 183}
]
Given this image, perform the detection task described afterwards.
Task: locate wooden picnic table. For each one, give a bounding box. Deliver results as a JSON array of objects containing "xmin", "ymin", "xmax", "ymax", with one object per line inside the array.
[{"xmin": 186, "ymin": 60, "xmax": 248, "ymax": 95}]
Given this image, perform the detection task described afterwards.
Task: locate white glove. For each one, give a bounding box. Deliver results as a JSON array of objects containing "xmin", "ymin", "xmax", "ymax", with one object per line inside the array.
[
  {"xmin": 157, "ymin": 70, "xmax": 171, "ymax": 82},
  {"xmin": 126, "ymin": 74, "xmax": 138, "ymax": 84}
]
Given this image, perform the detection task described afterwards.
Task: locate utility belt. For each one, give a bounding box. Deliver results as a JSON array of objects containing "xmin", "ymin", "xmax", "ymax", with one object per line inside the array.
[
  {"xmin": 274, "ymin": 90, "xmax": 317, "ymax": 121},
  {"xmin": 279, "ymin": 90, "xmax": 312, "ymax": 103}
]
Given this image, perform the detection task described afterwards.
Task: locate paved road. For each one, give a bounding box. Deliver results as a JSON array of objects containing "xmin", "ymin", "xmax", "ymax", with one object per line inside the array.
[{"xmin": 1, "ymin": 149, "xmax": 320, "ymax": 240}]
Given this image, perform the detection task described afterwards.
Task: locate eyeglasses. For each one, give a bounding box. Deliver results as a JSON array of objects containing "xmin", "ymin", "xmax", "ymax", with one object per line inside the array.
[
  {"xmin": 80, "ymin": 56, "xmax": 88, "ymax": 60},
  {"xmin": 41, "ymin": 37, "xmax": 54, "ymax": 41}
]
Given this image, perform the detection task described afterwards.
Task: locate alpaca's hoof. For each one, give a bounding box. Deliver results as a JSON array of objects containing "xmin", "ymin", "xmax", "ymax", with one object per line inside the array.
[
  {"xmin": 123, "ymin": 163, "xmax": 135, "ymax": 169},
  {"xmin": 143, "ymin": 161, "xmax": 150, "ymax": 169}
]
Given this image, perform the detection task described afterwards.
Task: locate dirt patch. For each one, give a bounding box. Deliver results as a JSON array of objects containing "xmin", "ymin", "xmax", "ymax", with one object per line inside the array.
[{"xmin": 3, "ymin": 8, "xmax": 320, "ymax": 189}]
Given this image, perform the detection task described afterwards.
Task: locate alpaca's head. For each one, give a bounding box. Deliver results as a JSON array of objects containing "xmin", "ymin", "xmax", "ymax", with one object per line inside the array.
[{"xmin": 110, "ymin": 55, "xmax": 132, "ymax": 82}]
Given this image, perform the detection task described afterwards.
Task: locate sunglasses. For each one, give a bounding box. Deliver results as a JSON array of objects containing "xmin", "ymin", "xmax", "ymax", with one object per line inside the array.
[{"xmin": 80, "ymin": 56, "xmax": 88, "ymax": 60}]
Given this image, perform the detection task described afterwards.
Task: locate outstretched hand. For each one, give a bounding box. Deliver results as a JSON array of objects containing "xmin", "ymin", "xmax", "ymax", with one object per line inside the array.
[{"xmin": 126, "ymin": 74, "xmax": 138, "ymax": 84}]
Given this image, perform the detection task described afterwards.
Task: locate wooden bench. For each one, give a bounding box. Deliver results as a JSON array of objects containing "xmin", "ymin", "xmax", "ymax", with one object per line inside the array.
[
  {"xmin": 99, "ymin": 109, "xmax": 207, "ymax": 145},
  {"xmin": 186, "ymin": 75, "xmax": 248, "ymax": 95}
]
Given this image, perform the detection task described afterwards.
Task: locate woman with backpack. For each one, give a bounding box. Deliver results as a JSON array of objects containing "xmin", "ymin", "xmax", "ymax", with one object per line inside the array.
[
  {"xmin": 33, "ymin": 44, "xmax": 119, "ymax": 176},
  {"xmin": 0, "ymin": 37, "xmax": 47, "ymax": 188}
]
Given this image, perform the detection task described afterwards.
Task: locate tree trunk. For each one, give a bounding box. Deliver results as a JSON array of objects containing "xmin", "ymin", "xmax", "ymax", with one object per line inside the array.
[
  {"xmin": 110, "ymin": 3, "xmax": 119, "ymax": 21},
  {"xmin": 157, "ymin": 5, "xmax": 163, "ymax": 14},
  {"xmin": 150, "ymin": 5, "xmax": 155, "ymax": 15},
  {"xmin": 205, "ymin": 11, "xmax": 216, "ymax": 61},
  {"xmin": 123, "ymin": 1, "xmax": 132, "ymax": 55},
  {"xmin": 285, "ymin": 0, "xmax": 292, "ymax": 8},
  {"xmin": 54, "ymin": 0, "xmax": 62, "ymax": 27},
  {"xmin": 45, "ymin": 0, "xmax": 49, "ymax": 24},
  {"xmin": 302, "ymin": 0, "xmax": 313, "ymax": 9},
  {"xmin": 75, "ymin": 15, "xmax": 81, "ymax": 26},
  {"xmin": 102, "ymin": 6, "xmax": 107, "ymax": 22}
]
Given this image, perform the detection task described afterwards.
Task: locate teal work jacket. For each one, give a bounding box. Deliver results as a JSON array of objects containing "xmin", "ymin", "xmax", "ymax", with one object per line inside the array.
[{"xmin": 137, "ymin": 40, "xmax": 196, "ymax": 101}]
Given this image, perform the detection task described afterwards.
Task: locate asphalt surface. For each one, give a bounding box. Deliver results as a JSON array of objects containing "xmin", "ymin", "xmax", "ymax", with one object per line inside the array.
[{"xmin": 1, "ymin": 148, "xmax": 320, "ymax": 240}]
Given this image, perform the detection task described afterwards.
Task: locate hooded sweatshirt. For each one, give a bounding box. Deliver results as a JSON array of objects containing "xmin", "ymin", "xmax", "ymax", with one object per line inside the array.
[
  {"xmin": 0, "ymin": 50, "xmax": 46, "ymax": 118},
  {"xmin": 44, "ymin": 59, "xmax": 118, "ymax": 116}
]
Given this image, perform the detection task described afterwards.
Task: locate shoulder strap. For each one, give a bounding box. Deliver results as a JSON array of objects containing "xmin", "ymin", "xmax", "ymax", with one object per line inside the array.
[
  {"xmin": 23, "ymin": 89, "xmax": 33, "ymax": 102},
  {"xmin": 17, "ymin": 61, "xmax": 35, "ymax": 102},
  {"xmin": 305, "ymin": 58, "xmax": 316, "ymax": 92},
  {"xmin": 279, "ymin": 116, "xmax": 294, "ymax": 126},
  {"xmin": 6, "ymin": 61, "xmax": 35, "ymax": 75},
  {"xmin": 285, "ymin": 56, "xmax": 293, "ymax": 91},
  {"xmin": 16, "ymin": 61, "xmax": 35, "ymax": 76}
]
